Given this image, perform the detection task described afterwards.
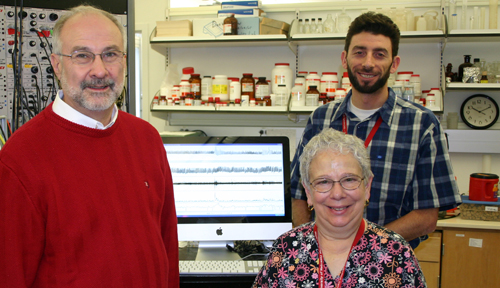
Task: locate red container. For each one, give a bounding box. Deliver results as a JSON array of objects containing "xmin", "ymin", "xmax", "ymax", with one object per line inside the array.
[{"xmin": 469, "ymin": 173, "xmax": 499, "ymax": 202}]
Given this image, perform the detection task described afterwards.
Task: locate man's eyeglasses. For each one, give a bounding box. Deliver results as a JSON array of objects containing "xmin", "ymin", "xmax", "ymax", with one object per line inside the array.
[
  {"xmin": 309, "ymin": 175, "xmax": 364, "ymax": 193},
  {"xmin": 57, "ymin": 50, "xmax": 126, "ymax": 65}
]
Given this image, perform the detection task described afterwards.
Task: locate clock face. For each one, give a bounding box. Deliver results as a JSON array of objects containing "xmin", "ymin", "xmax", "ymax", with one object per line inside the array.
[{"xmin": 460, "ymin": 95, "xmax": 499, "ymax": 129}]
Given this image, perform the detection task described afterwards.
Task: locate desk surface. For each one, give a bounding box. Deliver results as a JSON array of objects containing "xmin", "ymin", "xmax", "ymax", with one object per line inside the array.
[{"xmin": 437, "ymin": 216, "xmax": 500, "ymax": 230}]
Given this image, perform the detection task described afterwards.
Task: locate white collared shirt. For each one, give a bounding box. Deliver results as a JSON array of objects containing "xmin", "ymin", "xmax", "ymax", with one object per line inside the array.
[{"xmin": 52, "ymin": 90, "xmax": 118, "ymax": 129}]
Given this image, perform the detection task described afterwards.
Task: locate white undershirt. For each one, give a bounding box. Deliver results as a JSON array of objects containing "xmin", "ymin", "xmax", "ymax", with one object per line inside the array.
[
  {"xmin": 52, "ymin": 90, "xmax": 118, "ymax": 130},
  {"xmin": 348, "ymin": 98, "xmax": 380, "ymax": 121}
]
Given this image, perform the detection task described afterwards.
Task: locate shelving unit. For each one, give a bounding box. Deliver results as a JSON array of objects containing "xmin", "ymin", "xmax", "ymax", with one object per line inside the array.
[{"xmin": 446, "ymin": 83, "xmax": 500, "ymax": 90}]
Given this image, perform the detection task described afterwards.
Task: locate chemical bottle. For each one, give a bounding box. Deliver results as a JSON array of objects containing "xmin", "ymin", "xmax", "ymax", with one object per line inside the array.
[
  {"xmin": 201, "ymin": 76, "xmax": 212, "ymax": 101},
  {"xmin": 409, "ymin": 74, "xmax": 421, "ymax": 97},
  {"xmin": 337, "ymin": 8, "xmax": 351, "ymax": 33},
  {"xmin": 295, "ymin": 75, "xmax": 306, "ymax": 87},
  {"xmin": 223, "ymin": 13, "xmax": 238, "ymax": 35},
  {"xmin": 341, "ymin": 72, "xmax": 351, "ymax": 91},
  {"xmin": 320, "ymin": 72, "xmax": 339, "ymax": 93},
  {"xmin": 458, "ymin": 55, "xmax": 473, "ymax": 82},
  {"xmin": 212, "ymin": 75, "xmax": 229, "ymax": 101},
  {"xmin": 310, "ymin": 18, "xmax": 317, "ymax": 34},
  {"xmin": 241, "ymin": 73, "xmax": 255, "ymax": 99},
  {"xmin": 181, "ymin": 67, "xmax": 194, "ymax": 81},
  {"xmin": 402, "ymin": 85, "xmax": 415, "ymax": 102},
  {"xmin": 335, "ymin": 88, "xmax": 347, "ymax": 101},
  {"xmin": 305, "ymin": 85, "xmax": 320, "ymax": 106},
  {"xmin": 481, "ymin": 71, "xmax": 489, "ymax": 83},
  {"xmin": 416, "ymin": 16, "xmax": 427, "ymax": 31},
  {"xmin": 306, "ymin": 71, "xmax": 321, "ymax": 91},
  {"xmin": 291, "ymin": 83, "xmax": 306, "ymax": 107},
  {"xmin": 189, "ymin": 73, "xmax": 202, "ymax": 99},
  {"xmin": 255, "ymin": 77, "xmax": 269, "ymax": 99},
  {"xmin": 180, "ymin": 80, "xmax": 191, "ymax": 97},
  {"xmin": 298, "ymin": 19, "xmax": 304, "ymax": 34},
  {"xmin": 445, "ymin": 63, "xmax": 455, "ymax": 83},
  {"xmin": 430, "ymin": 87, "xmax": 442, "ymax": 110},
  {"xmin": 392, "ymin": 85, "xmax": 403, "ymax": 98},
  {"xmin": 263, "ymin": 96, "xmax": 272, "ymax": 106},
  {"xmin": 316, "ymin": 18, "xmax": 323, "ymax": 33},
  {"xmin": 230, "ymin": 78, "xmax": 241, "ymax": 101},
  {"xmin": 274, "ymin": 85, "xmax": 289, "ymax": 106},
  {"xmin": 271, "ymin": 63, "xmax": 293, "ymax": 94},
  {"xmin": 304, "ymin": 19, "xmax": 311, "ymax": 34},
  {"xmin": 323, "ymin": 14, "xmax": 335, "ymax": 33},
  {"xmin": 298, "ymin": 71, "xmax": 308, "ymax": 78},
  {"xmin": 426, "ymin": 94, "xmax": 438, "ymax": 111}
]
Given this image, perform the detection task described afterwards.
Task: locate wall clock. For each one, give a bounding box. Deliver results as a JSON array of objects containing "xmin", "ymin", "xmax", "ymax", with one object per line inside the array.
[{"xmin": 460, "ymin": 94, "xmax": 499, "ymax": 129}]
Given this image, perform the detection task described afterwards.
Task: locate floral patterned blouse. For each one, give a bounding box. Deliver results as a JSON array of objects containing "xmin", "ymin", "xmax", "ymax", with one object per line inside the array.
[{"xmin": 252, "ymin": 221, "xmax": 426, "ymax": 288}]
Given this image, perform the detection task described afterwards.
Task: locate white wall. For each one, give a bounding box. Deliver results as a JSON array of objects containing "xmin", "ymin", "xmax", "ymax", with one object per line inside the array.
[{"xmin": 135, "ymin": 0, "xmax": 500, "ymax": 196}]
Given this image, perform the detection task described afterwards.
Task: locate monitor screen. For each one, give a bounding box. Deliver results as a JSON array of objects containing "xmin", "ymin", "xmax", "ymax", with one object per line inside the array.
[{"xmin": 163, "ymin": 136, "xmax": 293, "ymax": 246}]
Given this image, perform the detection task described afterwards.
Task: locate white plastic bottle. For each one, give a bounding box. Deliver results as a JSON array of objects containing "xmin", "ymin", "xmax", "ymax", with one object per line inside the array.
[
  {"xmin": 274, "ymin": 85, "xmax": 289, "ymax": 106},
  {"xmin": 306, "ymin": 71, "xmax": 321, "ymax": 91},
  {"xmin": 341, "ymin": 72, "xmax": 351, "ymax": 91},
  {"xmin": 181, "ymin": 67, "xmax": 194, "ymax": 81},
  {"xmin": 416, "ymin": 16, "xmax": 427, "ymax": 31},
  {"xmin": 291, "ymin": 83, "xmax": 306, "ymax": 107},
  {"xmin": 320, "ymin": 72, "xmax": 339, "ymax": 93},
  {"xmin": 201, "ymin": 75, "xmax": 212, "ymax": 101},
  {"xmin": 229, "ymin": 78, "xmax": 241, "ymax": 101},
  {"xmin": 271, "ymin": 63, "xmax": 293, "ymax": 94},
  {"xmin": 430, "ymin": 87, "xmax": 442, "ymax": 110},
  {"xmin": 335, "ymin": 88, "xmax": 347, "ymax": 101},
  {"xmin": 410, "ymin": 74, "xmax": 421, "ymax": 97},
  {"xmin": 212, "ymin": 75, "xmax": 229, "ymax": 101},
  {"xmin": 180, "ymin": 80, "xmax": 191, "ymax": 97}
]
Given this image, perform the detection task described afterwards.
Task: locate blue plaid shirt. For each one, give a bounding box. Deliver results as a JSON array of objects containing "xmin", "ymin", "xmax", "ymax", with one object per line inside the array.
[{"xmin": 290, "ymin": 88, "xmax": 461, "ymax": 248}]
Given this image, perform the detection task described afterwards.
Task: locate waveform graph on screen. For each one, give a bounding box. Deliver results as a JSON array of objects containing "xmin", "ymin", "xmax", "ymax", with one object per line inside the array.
[{"xmin": 167, "ymin": 143, "xmax": 286, "ymax": 218}]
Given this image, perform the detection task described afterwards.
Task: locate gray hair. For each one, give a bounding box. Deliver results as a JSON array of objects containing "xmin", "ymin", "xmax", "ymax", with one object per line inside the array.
[
  {"xmin": 299, "ymin": 128, "xmax": 373, "ymax": 189},
  {"xmin": 52, "ymin": 5, "xmax": 126, "ymax": 55}
]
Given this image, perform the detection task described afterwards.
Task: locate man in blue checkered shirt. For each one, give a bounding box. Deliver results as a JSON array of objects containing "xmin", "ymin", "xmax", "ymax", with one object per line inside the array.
[{"xmin": 290, "ymin": 12, "xmax": 461, "ymax": 249}]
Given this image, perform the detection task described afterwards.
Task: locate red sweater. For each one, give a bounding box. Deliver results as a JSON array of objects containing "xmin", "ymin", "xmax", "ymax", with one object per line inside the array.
[{"xmin": 0, "ymin": 104, "xmax": 179, "ymax": 287}]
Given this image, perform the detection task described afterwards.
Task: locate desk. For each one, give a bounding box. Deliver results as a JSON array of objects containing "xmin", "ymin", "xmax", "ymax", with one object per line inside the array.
[{"xmin": 436, "ymin": 217, "xmax": 500, "ymax": 288}]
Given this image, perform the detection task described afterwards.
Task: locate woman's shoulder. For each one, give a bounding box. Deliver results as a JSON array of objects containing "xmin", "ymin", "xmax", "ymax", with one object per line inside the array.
[
  {"xmin": 364, "ymin": 220, "xmax": 411, "ymax": 247},
  {"xmin": 272, "ymin": 222, "xmax": 316, "ymax": 247}
]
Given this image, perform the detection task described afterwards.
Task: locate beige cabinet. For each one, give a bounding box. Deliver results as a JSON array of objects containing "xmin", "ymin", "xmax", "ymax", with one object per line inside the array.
[
  {"xmin": 414, "ymin": 232, "xmax": 442, "ymax": 288},
  {"xmin": 440, "ymin": 228, "xmax": 500, "ymax": 288}
]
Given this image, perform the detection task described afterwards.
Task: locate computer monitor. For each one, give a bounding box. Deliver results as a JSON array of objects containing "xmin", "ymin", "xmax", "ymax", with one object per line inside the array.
[{"xmin": 163, "ymin": 136, "xmax": 293, "ymax": 249}]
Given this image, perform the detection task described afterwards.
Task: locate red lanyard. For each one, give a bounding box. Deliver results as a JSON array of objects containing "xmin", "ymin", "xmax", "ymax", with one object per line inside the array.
[
  {"xmin": 314, "ymin": 220, "xmax": 365, "ymax": 288},
  {"xmin": 342, "ymin": 114, "xmax": 383, "ymax": 148}
]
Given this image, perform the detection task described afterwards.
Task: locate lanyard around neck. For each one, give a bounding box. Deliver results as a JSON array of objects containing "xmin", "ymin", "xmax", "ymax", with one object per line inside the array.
[
  {"xmin": 314, "ymin": 220, "xmax": 365, "ymax": 288},
  {"xmin": 342, "ymin": 114, "xmax": 383, "ymax": 148}
]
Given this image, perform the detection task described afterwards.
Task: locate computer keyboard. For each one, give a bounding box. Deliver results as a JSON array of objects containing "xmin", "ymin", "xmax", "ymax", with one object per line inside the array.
[{"xmin": 179, "ymin": 260, "xmax": 265, "ymax": 274}]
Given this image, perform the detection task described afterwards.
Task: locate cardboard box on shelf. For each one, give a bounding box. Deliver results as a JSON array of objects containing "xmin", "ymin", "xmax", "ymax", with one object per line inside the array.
[
  {"xmin": 260, "ymin": 17, "xmax": 290, "ymax": 35},
  {"xmin": 156, "ymin": 20, "xmax": 192, "ymax": 37},
  {"xmin": 193, "ymin": 17, "xmax": 260, "ymax": 37},
  {"xmin": 221, "ymin": 1, "xmax": 260, "ymax": 10},
  {"xmin": 218, "ymin": 8, "xmax": 264, "ymax": 18}
]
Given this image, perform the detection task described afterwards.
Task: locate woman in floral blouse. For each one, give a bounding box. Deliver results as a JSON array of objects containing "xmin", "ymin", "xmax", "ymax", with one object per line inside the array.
[{"xmin": 253, "ymin": 129, "xmax": 426, "ymax": 288}]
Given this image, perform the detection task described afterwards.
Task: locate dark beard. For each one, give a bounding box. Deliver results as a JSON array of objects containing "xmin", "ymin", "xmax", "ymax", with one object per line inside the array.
[{"xmin": 347, "ymin": 62, "xmax": 391, "ymax": 94}]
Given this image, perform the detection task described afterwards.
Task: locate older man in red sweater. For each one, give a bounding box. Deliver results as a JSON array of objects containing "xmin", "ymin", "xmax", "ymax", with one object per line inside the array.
[{"xmin": 0, "ymin": 5, "xmax": 179, "ymax": 287}]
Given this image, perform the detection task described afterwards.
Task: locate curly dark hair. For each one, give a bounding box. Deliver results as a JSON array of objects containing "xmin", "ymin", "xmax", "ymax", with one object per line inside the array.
[{"xmin": 344, "ymin": 12, "xmax": 401, "ymax": 57}]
